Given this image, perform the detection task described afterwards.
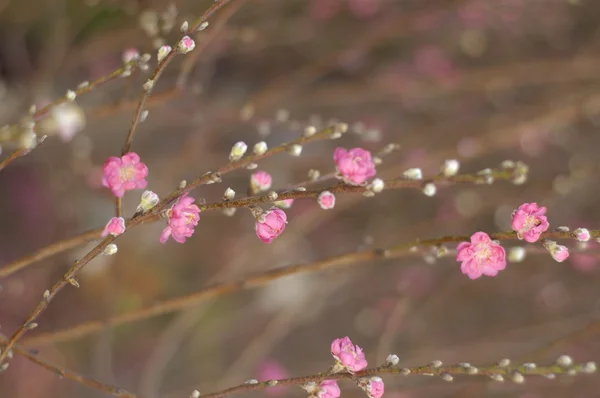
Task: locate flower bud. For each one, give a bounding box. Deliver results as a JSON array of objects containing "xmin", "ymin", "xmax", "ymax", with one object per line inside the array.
[
  {"xmin": 403, "ymin": 168, "xmax": 423, "ymax": 180},
  {"xmin": 441, "ymin": 159, "xmax": 460, "ymax": 177},
  {"xmin": 253, "ymin": 141, "xmax": 268, "ymax": 155},
  {"xmin": 229, "ymin": 141, "xmax": 248, "ymax": 161},
  {"xmin": 137, "ymin": 190, "xmax": 160, "ymax": 213}
]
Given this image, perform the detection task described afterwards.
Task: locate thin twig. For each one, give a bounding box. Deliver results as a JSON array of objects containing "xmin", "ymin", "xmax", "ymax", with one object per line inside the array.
[
  {"xmin": 22, "ymin": 228, "xmax": 598, "ymax": 346},
  {"xmin": 0, "ymin": 336, "xmax": 143, "ymax": 398},
  {"xmin": 120, "ymin": 0, "xmax": 235, "ymax": 156},
  {"xmin": 199, "ymin": 359, "xmax": 595, "ymax": 398}
]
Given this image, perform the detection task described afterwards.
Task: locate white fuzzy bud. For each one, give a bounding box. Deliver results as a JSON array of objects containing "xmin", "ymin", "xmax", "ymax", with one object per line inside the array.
[
  {"xmin": 137, "ymin": 190, "xmax": 160, "ymax": 213},
  {"xmin": 66, "ymin": 90, "xmax": 77, "ymax": 101},
  {"xmin": 190, "ymin": 390, "xmax": 200, "ymax": 398},
  {"xmin": 143, "ymin": 79, "xmax": 155, "ymax": 91},
  {"xmin": 370, "ymin": 178, "xmax": 385, "ymax": 193},
  {"xmin": 253, "ymin": 141, "xmax": 268, "ymax": 155},
  {"xmin": 229, "ymin": 141, "xmax": 248, "ymax": 161},
  {"xmin": 423, "ymin": 183, "xmax": 437, "ymax": 197},
  {"xmin": 288, "ymin": 144, "xmax": 302, "ymax": 156},
  {"xmin": 224, "ymin": 188, "xmax": 235, "ymax": 200},
  {"xmin": 304, "ymin": 125, "xmax": 316, "ymax": 137},
  {"xmin": 103, "ymin": 243, "xmax": 118, "ymax": 255},
  {"xmin": 180, "ymin": 21, "xmax": 189, "ymax": 33},
  {"xmin": 198, "ymin": 21, "xmax": 209, "ymax": 31},
  {"xmin": 441, "ymin": 159, "xmax": 460, "ymax": 177},
  {"xmin": 403, "ymin": 168, "xmax": 423, "ymax": 180},
  {"xmin": 556, "ymin": 355, "xmax": 573, "ymax": 367},
  {"xmin": 157, "ymin": 45, "xmax": 172, "ymax": 62},
  {"xmin": 386, "ymin": 354, "xmax": 399, "ymax": 366}
]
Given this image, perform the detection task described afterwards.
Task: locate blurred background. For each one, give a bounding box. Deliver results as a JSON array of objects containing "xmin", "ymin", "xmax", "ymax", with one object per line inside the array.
[{"xmin": 0, "ymin": 0, "xmax": 600, "ymax": 397}]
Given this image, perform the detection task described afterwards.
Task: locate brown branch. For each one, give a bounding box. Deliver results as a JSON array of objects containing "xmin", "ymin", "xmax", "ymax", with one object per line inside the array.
[
  {"xmin": 199, "ymin": 359, "xmax": 596, "ymax": 398},
  {"xmin": 120, "ymin": 0, "xmax": 236, "ymax": 156},
  {"xmin": 0, "ymin": 227, "xmax": 103, "ymax": 278},
  {"xmin": 176, "ymin": 0, "xmax": 248, "ymax": 88},
  {"xmin": 0, "ymin": 148, "xmax": 30, "ymax": 172},
  {"xmin": 22, "ymin": 228, "xmax": 597, "ymax": 346},
  {"xmin": 0, "ymin": 336, "xmax": 143, "ymax": 398}
]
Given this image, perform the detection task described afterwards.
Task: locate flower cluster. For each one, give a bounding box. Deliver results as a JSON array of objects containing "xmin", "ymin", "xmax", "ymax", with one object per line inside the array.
[{"xmin": 456, "ymin": 202, "xmax": 579, "ymax": 280}]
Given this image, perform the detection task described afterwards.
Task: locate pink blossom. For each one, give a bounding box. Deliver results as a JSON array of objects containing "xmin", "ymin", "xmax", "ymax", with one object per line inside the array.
[
  {"xmin": 318, "ymin": 380, "xmax": 341, "ymax": 398},
  {"xmin": 178, "ymin": 36, "xmax": 195, "ymax": 53},
  {"xmin": 456, "ymin": 232, "xmax": 507, "ymax": 280},
  {"xmin": 511, "ymin": 203, "xmax": 550, "ymax": 243},
  {"xmin": 255, "ymin": 207, "xmax": 287, "ymax": 244},
  {"xmin": 334, "ymin": 147, "xmax": 376, "ymax": 185},
  {"xmin": 102, "ymin": 152, "xmax": 149, "ymax": 198},
  {"xmin": 574, "ymin": 228, "xmax": 591, "ymax": 242},
  {"xmin": 331, "ymin": 336, "xmax": 368, "ymax": 372},
  {"xmin": 160, "ymin": 193, "xmax": 200, "ymax": 244},
  {"xmin": 102, "ymin": 217, "xmax": 126, "ymax": 237},
  {"xmin": 251, "ymin": 171, "xmax": 273, "ymax": 193},
  {"xmin": 366, "ymin": 377, "xmax": 384, "ymax": 398},
  {"xmin": 543, "ymin": 240, "xmax": 569, "ymax": 263},
  {"xmin": 318, "ymin": 191, "xmax": 336, "ymax": 210},
  {"xmin": 258, "ymin": 360, "xmax": 289, "ymax": 397}
]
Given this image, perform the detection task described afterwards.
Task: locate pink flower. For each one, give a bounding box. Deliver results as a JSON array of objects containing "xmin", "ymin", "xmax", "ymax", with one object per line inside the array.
[
  {"xmin": 318, "ymin": 191, "xmax": 336, "ymax": 210},
  {"xmin": 334, "ymin": 147, "xmax": 376, "ymax": 185},
  {"xmin": 318, "ymin": 380, "xmax": 341, "ymax": 398},
  {"xmin": 543, "ymin": 240, "xmax": 569, "ymax": 263},
  {"xmin": 258, "ymin": 360, "xmax": 289, "ymax": 397},
  {"xmin": 102, "ymin": 152, "xmax": 149, "ymax": 198},
  {"xmin": 364, "ymin": 377, "xmax": 384, "ymax": 398},
  {"xmin": 160, "ymin": 193, "xmax": 200, "ymax": 244},
  {"xmin": 511, "ymin": 203, "xmax": 550, "ymax": 243},
  {"xmin": 250, "ymin": 171, "xmax": 273, "ymax": 193},
  {"xmin": 574, "ymin": 228, "xmax": 591, "ymax": 242},
  {"xmin": 330, "ymin": 336, "xmax": 368, "ymax": 372},
  {"xmin": 102, "ymin": 217, "xmax": 126, "ymax": 237},
  {"xmin": 178, "ymin": 36, "xmax": 195, "ymax": 53},
  {"xmin": 456, "ymin": 232, "xmax": 507, "ymax": 280},
  {"xmin": 255, "ymin": 207, "xmax": 287, "ymax": 243}
]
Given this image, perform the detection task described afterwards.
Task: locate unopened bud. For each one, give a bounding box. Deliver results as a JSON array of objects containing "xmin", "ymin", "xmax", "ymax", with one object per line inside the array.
[
  {"xmin": 229, "ymin": 141, "xmax": 248, "ymax": 161},
  {"xmin": 103, "ymin": 243, "xmax": 118, "ymax": 255},
  {"xmin": 386, "ymin": 354, "xmax": 399, "ymax": 366},
  {"xmin": 288, "ymin": 144, "xmax": 302, "ymax": 156},
  {"xmin": 403, "ymin": 168, "xmax": 423, "ymax": 180},
  {"xmin": 370, "ymin": 178, "xmax": 385, "ymax": 193},
  {"xmin": 224, "ymin": 188, "xmax": 235, "ymax": 200},
  {"xmin": 137, "ymin": 190, "xmax": 160, "ymax": 213},
  {"xmin": 157, "ymin": 45, "xmax": 172, "ymax": 62},
  {"xmin": 253, "ymin": 141, "xmax": 268, "ymax": 155},
  {"xmin": 423, "ymin": 183, "xmax": 437, "ymax": 197},
  {"xmin": 441, "ymin": 159, "xmax": 460, "ymax": 177}
]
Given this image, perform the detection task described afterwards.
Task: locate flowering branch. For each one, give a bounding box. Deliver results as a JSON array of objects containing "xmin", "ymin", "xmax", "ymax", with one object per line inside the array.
[
  {"xmin": 0, "ymin": 159, "xmax": 516, "ymax": 279},
  {"xmin": 198, "ymin": 357, "xmax": 596, "ymax": 398},
  {"xmin": 120, "ymin": 0, "xmax": 236, "ymax": 156},
  {"xmin": 21, "ymin": 227, "xmax": 600, "ymax": 347}
]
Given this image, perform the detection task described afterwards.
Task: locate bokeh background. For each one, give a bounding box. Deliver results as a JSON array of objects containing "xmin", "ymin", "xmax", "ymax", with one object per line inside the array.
[{"xmin": 1, "ymin": 0, "xmax": 600, "ymax": 397}]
